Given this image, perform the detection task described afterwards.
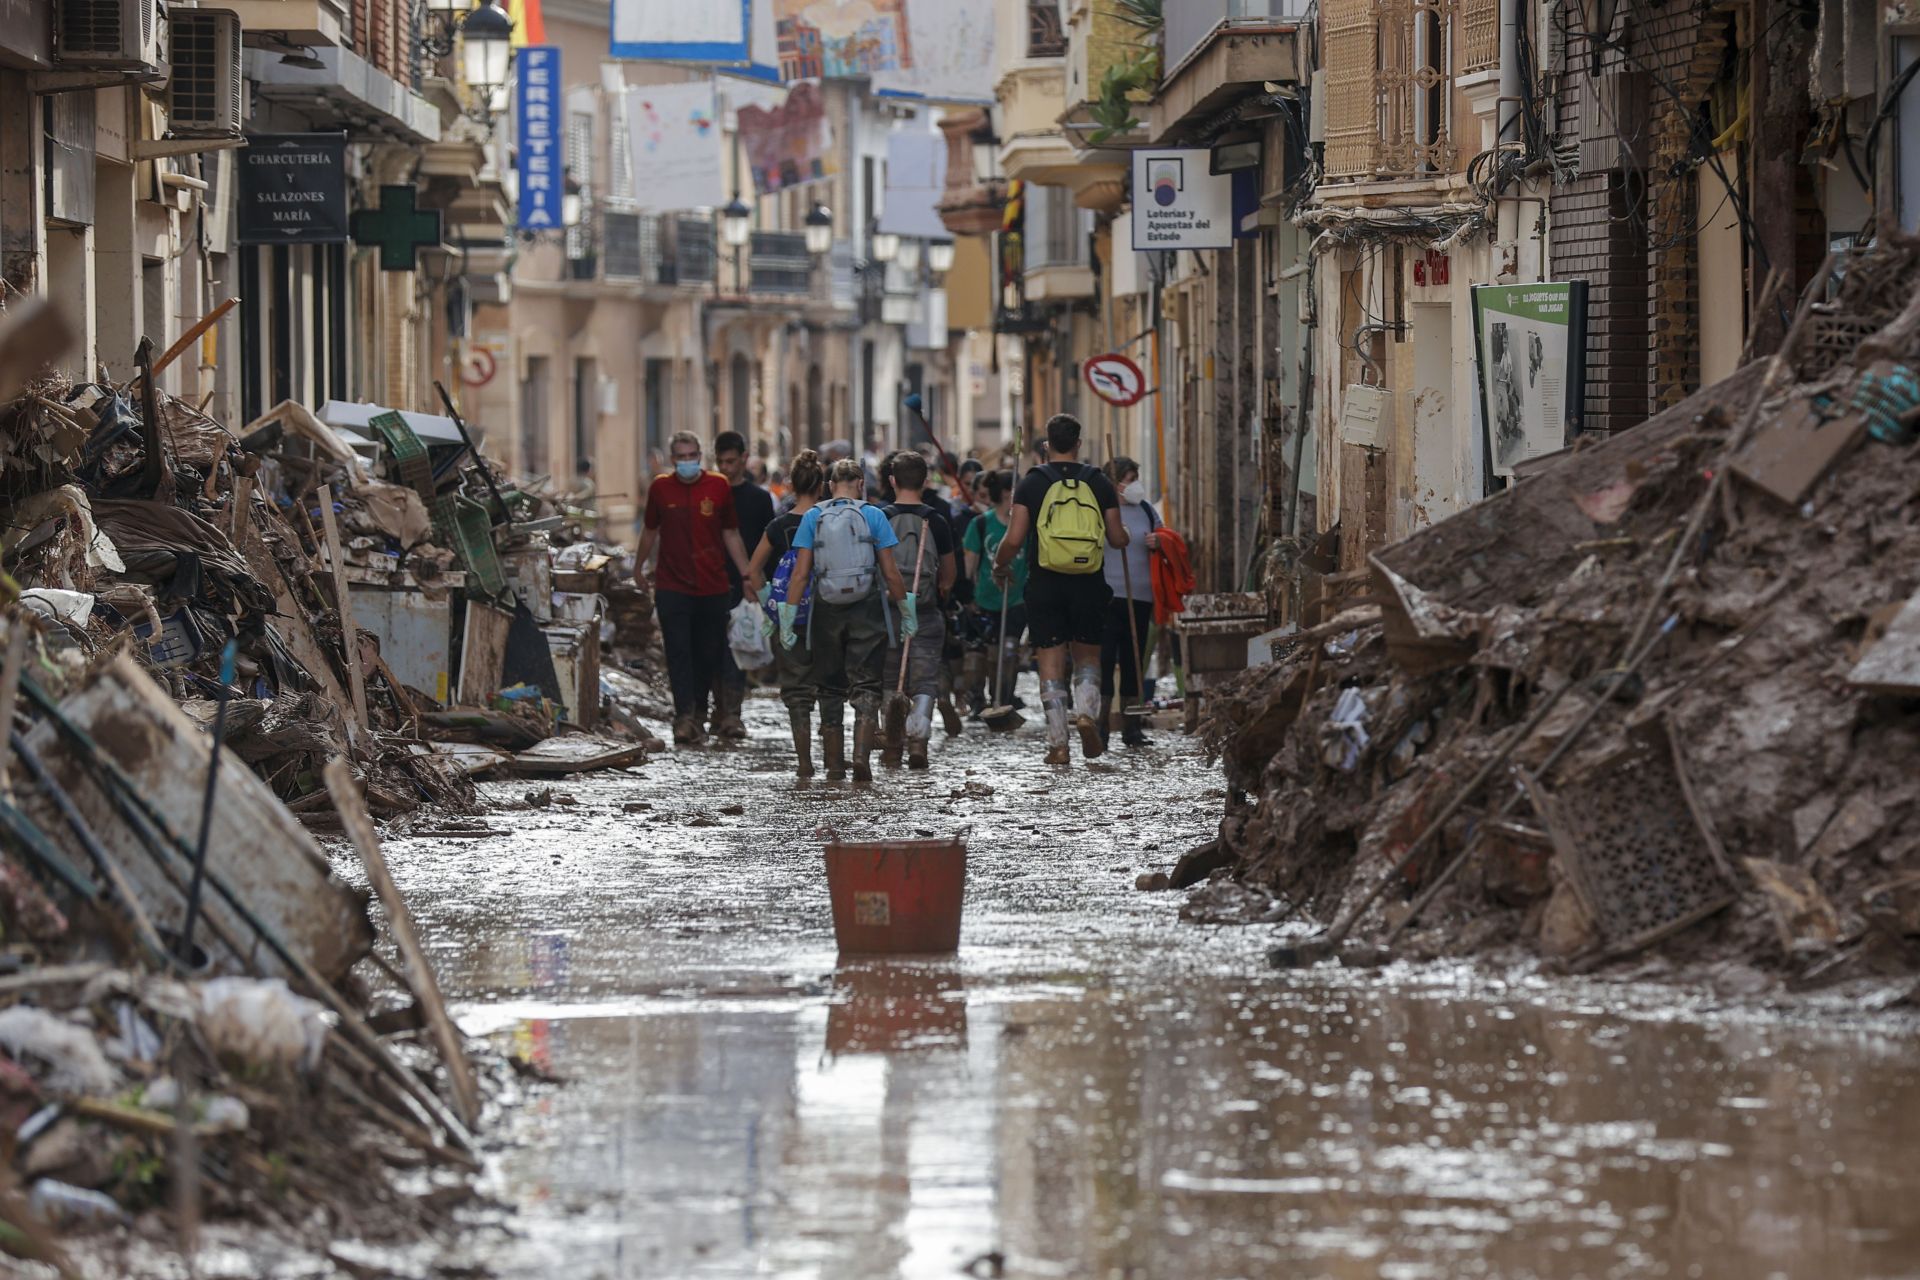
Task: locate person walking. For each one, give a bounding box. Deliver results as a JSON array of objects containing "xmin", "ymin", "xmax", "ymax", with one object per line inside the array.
[
  {"xmin": 746, "ymin": 449, "xmax": 825, "ymax": 777},
  {"xmin": 961, "ymin": 467, "xmax": 1027, "ymax": 716},
  {"xmin": 781, "ymin": 459, "xmax": 910, "ymax": 782},
  {"xmin": 1099, "ymin": 455, "xmax": 1161, "ymax": 749},
  {"xmin": 878, "ymin": 451, "xmax": 957, "ymax": 770},
  {"xmin": 635, "ymin": 431, "xmax": 753, "ymax": 746},
  {"xmin": 990, "ymin": 414, "xmax": 1127, "ymax": 765},
  {"xmin": 712, "ymin": 431, "xmax": 776, "ymax": 741}
]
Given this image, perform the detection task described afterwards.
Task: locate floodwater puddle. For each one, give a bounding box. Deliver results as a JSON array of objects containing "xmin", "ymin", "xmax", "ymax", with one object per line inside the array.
[{"xmin": 366, "ymin": 691, "xmax": 1920, "ymax": 1280}]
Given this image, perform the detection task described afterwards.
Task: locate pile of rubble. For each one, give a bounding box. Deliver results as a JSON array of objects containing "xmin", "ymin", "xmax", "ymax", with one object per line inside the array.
[
  {"xmin": 1197, "ymin": 233, "xmax": 1920, "ymax": 994},
  {"xmin": 0, "ymin": 314, "xmax": 662, "ymax": 1265}
]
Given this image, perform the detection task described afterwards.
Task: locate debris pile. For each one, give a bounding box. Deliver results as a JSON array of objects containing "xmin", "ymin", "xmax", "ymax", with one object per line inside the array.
[
  {"xmin": 1200, "ymin": 233, "xmax": 1920, "ymax": 991},
  {"xmin": 0, "ymin": 325, "xmax": 654, "ymax": 1264}
]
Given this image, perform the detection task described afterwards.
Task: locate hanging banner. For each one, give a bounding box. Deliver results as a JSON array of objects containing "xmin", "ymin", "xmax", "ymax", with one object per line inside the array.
[
  {"xmin": 875, "ymin": 131, "xmax": 945, "ymax": 239},
  {"xmin": 772, "ymin": 0, "xmax": 993, "ymax": 101},
  {"xmin": 515, "ymin": 46, "xmax": 563, "ymax": 231},
  {"xmin": 737, "ymin": 80, "xmax": 836, "ymax": 194},
  {"xmin": 237, "ymin": 133, "xmax": 348, "ymax": 244},
  {"xmin": 609, "ymin": 0, "xmax": 750, "ymax": 61},
  {"xmin": 1130, "ymin": 149, "xmax": 1233, "ymax": 250},
  {"xmin": 1471, "ymin": 282, "xmax": 1590, "ymax": 478},
  {"xmin": 624, "ymin": 82, "xmax": 726, "ymax": 212}
]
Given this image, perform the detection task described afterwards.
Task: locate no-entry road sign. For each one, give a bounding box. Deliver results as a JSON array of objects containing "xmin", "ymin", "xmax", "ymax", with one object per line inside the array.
[{"xmin": 1083, "ymin": 353, "xmax": 1149, "ymax": 407}]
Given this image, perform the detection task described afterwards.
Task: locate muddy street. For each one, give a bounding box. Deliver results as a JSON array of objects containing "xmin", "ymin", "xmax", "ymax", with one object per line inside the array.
[{"xmin": 347, "ymin": 689, "xmax": 1920, "ymax": 1280}]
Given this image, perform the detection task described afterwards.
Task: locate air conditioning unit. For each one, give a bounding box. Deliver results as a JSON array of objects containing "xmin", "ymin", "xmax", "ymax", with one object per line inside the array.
[
  {"xmin": 167, "ymin": 8, "xmax": 244, "ymax": 138},
  {"xmin": 55, "ymin": 0, "xmax": 162, "ymax": 69}
]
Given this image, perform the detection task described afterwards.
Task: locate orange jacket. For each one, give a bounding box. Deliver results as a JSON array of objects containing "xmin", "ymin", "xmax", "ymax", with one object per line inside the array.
[{"xmin": 1150, "ymin": 528, "xmax": 1195, "ymax": 627}]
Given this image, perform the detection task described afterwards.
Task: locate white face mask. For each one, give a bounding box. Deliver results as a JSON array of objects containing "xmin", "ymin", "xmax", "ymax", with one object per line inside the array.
[{"xmin": 1121, "ymin": 481, "xmax": 1147, "ymax": 505}]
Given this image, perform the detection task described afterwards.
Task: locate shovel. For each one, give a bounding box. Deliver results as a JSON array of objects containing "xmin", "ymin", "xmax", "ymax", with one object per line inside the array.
[{"xmin": 981, "ymin": 588, "xmax": 1024, "ymax": 732}]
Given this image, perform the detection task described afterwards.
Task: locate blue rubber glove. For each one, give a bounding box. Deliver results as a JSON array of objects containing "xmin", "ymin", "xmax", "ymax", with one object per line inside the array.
[
  {"xmin": 777, "ymin": 602, "xmax": 799, "ymax": 651},
  {"xmin": 900, "ymin": 592, "xmax": 919, "ymax": 640}
]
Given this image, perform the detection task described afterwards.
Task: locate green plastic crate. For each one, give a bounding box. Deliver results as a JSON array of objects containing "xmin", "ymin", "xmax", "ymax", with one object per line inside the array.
[
  {"xmin": 432, "ymin": 493, "xmax": 507, "ymax": 598},
  {"xmin": 368, "ymin": 410, "xmax": 435, "ymax": 503}
]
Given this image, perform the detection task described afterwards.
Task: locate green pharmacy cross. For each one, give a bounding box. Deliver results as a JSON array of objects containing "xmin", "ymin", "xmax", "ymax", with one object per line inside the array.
[{"xmin": 351, "ymin": 185, "xmax": 443, "ymax": 271}]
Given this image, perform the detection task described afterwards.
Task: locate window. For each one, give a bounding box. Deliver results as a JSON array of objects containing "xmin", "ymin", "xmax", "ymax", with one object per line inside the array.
[
  {"xmin": 565, "ymin": 110, "xmax": 593, "ymax": 262},
  {"xmin": 1323, "ymin": 0, "xmax": 1457, "ymax": 180},
  {"xmin": 645, "ymin": 359, "xmax": 670, "ymax": 464},
  {"xmin": 1028, "ymin": 0, "xmax": 1065, "ymax": 58},
  {"xmin": 522, "ymin": 356, "xmax": 551, "ymax": 478},
  {"xmin": 573, "ymin": 357, "xmax": 598, "ymax": 470}
]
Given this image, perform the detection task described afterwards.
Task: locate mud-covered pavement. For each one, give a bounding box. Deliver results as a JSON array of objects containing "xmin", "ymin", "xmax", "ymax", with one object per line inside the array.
[{"xmin": 368, "ymin": 687, "xmax": 1920, "ymax": 1280}]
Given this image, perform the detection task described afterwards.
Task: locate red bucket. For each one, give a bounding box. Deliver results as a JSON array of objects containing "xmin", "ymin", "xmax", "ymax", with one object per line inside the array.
[{"xmin": 824, "ymin": 837, "xmax": 967, "ymax": 954}]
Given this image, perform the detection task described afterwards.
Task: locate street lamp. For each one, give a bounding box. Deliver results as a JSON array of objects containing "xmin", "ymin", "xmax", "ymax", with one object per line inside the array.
[
  {"xmin": 720, "ymin": 192, "xmax": 753, "ymax": 249},
  {"xmin": 927, "ymin": 239, "xmax": 955, "ymax": 275},
  {"xmin": 805, "ymin": 201, "xmax": 834, "ymax": 257},
  {"xmin": 461, "ymin": 0, "xmax": 513, "ymax": 111},
  {"xmin": 871, "ymin": 230, "xmax": 899, "ymax": 264},
  {"xmin": 896, "ymin": 237, "xmax": 922, "ymax": 273}
]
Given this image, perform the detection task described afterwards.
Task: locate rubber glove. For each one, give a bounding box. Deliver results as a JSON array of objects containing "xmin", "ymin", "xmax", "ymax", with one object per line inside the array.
[
  {"xmin": 756, "ymin": 581, "xmax": 773, "ymax": 605},
  {"xmin": 900, "ymin": 592, "xmax": 920, "ymax": 640},
  {"xmin": 991, "ymin": 560, "xmax": 1013, "ymax": 589},
  {"xmin": 777, "ymin": 602, "xmax": 800, "ymax": 650}
]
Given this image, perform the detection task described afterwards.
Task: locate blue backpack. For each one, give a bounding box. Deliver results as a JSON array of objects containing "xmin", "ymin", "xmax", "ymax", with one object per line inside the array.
[{"xmin": 763, "ymin": 543, "xmax": 812, "ymax": 628}]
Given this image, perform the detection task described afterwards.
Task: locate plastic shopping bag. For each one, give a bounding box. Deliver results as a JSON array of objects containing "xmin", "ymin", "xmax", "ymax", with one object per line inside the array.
[{"xmin": 728, "ymin": 597, "xmax": 776, "ymax": 670}]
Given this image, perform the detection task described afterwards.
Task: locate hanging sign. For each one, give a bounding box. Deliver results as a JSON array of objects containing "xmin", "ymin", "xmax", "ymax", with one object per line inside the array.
[
  {"xmin": 516, "ymin": 46, "xmax": 563, "ymax": 231},
  {"xmin": 1471, "ymin": 282, "xmax": 1590, "ymax": 478},
  {"xmin": 237, "ymin": 133, "xmax": 348, "ymax": 244},
  {"xmin": 1130, "ymin": 149, "xmax": 1233, "ymax": 251},
  {"xmin": 1083, "ymin": 353, "xmax": 1148, "ymax": 407}
]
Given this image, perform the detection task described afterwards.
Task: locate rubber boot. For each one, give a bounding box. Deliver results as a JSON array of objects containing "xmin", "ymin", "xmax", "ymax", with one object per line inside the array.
[
  {"xmin": 938, "ymin": 692, "xmax": 962, "ymax": 736},
  {"xmin": 714, "ymin": 681, "xmax": 748, "ymax": 741},
  {"xmin": 881, "ymin": 694, "xmax": 907, "ymax": 767},
  {"xmin": 1122, "ymin": 712, "xmax": 1151, "ymax": 749},
  {"xmin": 673, "ymin": 714, "xmax": 706, "ymax": 747},
  {"xmin": 1041, "ymin": 680, "xmax": 1071, "ymax": 766},
  {"xmin": 906, "ymin": 694, "xmax": 935, "ymax": 769},
  {"xmin": 789, "ymin": 707, "xmax": 815, "ymax": 778},
  {"xmin": 1072, "ymin": 666, "xmax": 1105, "ymax": 760},
  {"xmin": 852, "ymin": 710, "xmax": 878, "ymax": 783},
  {"xmin": 1098, "ymin": 694, "xmax": 1114, "ymax": 749},
  {"xmin": 822, "ymin": 725, "xmax": 848, "ymax": 781}
]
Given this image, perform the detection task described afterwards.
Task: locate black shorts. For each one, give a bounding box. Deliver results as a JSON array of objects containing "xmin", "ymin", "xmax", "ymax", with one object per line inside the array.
[{"xmin": 1024, "ymin": 567, "xmax": 1112, "ymax": 649}]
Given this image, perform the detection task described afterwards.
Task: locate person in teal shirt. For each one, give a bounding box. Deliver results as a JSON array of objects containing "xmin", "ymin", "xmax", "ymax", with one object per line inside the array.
[{"xmin": 961, "ymin": 469, "xmax": 1028, "ymax": 715}]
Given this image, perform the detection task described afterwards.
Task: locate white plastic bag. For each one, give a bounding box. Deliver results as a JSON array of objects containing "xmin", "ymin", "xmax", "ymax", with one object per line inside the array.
[{"xmin": 728, "ymin": 597, "xmax": 775, "ymax": 671}]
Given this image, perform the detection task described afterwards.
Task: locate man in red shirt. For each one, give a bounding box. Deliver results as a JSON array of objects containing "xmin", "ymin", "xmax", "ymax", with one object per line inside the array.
[{"xmin": 636, "ymin": 430, "xmax": 753, "ymax": 745}]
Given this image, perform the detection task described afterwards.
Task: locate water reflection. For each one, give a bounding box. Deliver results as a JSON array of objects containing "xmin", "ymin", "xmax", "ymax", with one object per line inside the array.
[{"xmin": 383, "ymin": 696, "xmax": 1920, "ymax": 1279}]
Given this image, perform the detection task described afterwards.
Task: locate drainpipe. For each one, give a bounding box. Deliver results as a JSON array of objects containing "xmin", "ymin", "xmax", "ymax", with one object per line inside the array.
[{"xmin": 1496, "ymin": 0, "xmax": 1523, "ymax": 272}]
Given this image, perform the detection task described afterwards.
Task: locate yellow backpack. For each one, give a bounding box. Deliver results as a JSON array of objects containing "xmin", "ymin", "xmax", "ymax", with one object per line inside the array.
[{"xmin": 1035, "ymin": 464, "xmax": 1105, "ymax": 574}]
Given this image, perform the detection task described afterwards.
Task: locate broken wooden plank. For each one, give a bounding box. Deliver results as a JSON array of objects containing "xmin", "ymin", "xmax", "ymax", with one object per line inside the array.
[
  {"xmin": 510, "ymin": 735, "xmax": 647, "ymax": 777},
  {"xmin": 18, "ymin": 655, "xmax": 374, "ymax": 984},
  {"xmin": 1848, "ymin": 590, "xmax": 1920, "ymax": 696},
  {"xmin": 427, "ymin": 742, "xmax": 510, "ymax": 778},
  {"xmin": 325, "ymin": 759, "xmax": 481, "ymax": 1131},
  {"xmin": 457, "ymin": 602, "xmax": 512, "ymax": 707},
  {"xmin": 318, "ymin": 483, "xmax": 370, "ymax": 732},
  {"xmin": 1730, "ymin": 396, "xmax": 1867, "ymax": 506}
]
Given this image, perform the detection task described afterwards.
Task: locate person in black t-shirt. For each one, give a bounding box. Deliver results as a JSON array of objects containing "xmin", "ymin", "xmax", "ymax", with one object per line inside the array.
[
  {"xmin": 745, "ymin": 449, "xmax": 825, "ymax": 778},
  {"xmin": 879, "ymin": 451, "xmax": 957, "ymax": 769},
  {"xmin": 992, "ymin": 414, "xmax": 1128, "ymax": 766},
  {"xmin": 713, "ymin": 431, "xmax": 776, "ymax": 740}
]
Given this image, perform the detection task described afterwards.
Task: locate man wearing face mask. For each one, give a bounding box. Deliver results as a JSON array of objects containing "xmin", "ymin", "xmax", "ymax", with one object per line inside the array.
[
  {"xmin": 1101, "ymin": 456, "xmax": 1161, "ymax": 749},
  {"xmin": 636, "ymin": 430, "xmax": 753, "ymax": 746}
]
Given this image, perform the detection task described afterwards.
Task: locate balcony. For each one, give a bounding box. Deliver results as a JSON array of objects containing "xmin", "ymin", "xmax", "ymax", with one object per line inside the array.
[
  {"xmin": 243, "ymin": 44, "xmax": 439, "ymax": 143},
  {"xmin": 1023, "ymin": 184, "xmax": 1096, "ymax": 301},
  {"xmin": 997, "ymin": 61, "xmax": 1080, "ymax": 187},
  {"xmin": 599, "ymin": 211, "xmax": 717, "ymax": 288},
  {"xmin": 748, "ymin": 231, "xmax": 813, "ymax": 295},
  {"xmin": 1058, "ymin": 0, "xmax": 1141, "ymax": 213},
  {"xmin": 1149, "ymin": 0, "xmax": 1306, "ymax": 144},
  {"xmin": 225, "ymin": 0, "xmax": 349, "ymax": 48}
]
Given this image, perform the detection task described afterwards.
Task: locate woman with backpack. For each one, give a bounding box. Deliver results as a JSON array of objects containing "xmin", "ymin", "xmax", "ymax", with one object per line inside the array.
[
  {"xmin": 879, "ymin": 450, "xmax": 957, "ymax": 770},
  {"xmin": 746, "ymin": 449, "xmax": 825, "ymax": 778},
  {"xmin": 780, "ymin": 459, "xmax": 911, "ymax": 782},
  {"xmin": 1100, "ymin": 455, "xmax": 1161, "ymax": 749}
]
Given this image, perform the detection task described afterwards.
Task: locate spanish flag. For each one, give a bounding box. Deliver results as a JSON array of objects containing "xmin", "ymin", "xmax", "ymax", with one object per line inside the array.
[{"xmin": 507, "ymin": 0, "xmax": 545, "ymax": 45}]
